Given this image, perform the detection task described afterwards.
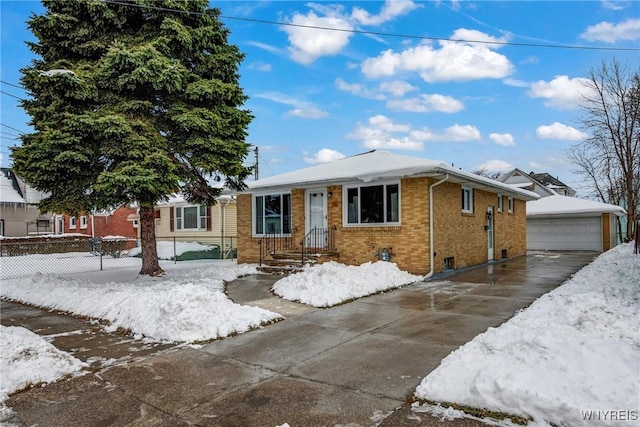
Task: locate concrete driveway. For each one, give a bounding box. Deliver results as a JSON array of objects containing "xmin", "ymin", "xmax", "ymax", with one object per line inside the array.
[{"xmin": 3, "ymin": 251, "xmax": 597, "ymax": 426}]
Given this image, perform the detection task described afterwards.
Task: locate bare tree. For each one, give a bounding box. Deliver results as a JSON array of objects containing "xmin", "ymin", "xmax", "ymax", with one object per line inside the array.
[
  {"xmin": 472, "ymin": 167, "xmax": 503, "ymax": 180},
  {"xmin": 568, "ymin": 59, "xmax": 640, "ymax": 241}
]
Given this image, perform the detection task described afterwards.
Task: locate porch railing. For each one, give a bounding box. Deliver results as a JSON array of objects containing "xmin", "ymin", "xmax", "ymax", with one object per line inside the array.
[
  {"xmin": 258, "ymin": 228, "xmax": 297, "ymax": 265},
  {"xmin": 301, "ymin": 226, "xmax": 337, "ymax": 266}
]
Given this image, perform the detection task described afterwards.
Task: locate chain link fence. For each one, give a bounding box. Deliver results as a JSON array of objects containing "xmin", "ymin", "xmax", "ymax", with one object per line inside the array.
[
  {"xmin": 0, "ymin": 236, "xmax": 139, "ymax": 280},
  {"xmin": 1, "ymin": 235, "xmax": 238, "ymax": 280},
  {"xmin": 154, "ymin": 236, "xmax": 237, "ymax": 262}
]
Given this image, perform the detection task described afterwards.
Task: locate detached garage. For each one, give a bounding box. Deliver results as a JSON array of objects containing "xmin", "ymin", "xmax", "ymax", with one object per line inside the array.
[{"xmin": 526, "ymin": 195, "xmax": 626, "ymax": 252}]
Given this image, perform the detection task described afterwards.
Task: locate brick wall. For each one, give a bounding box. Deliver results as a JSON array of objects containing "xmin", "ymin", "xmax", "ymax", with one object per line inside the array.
[
  {"xmin": 63, "ymin": 207, "xmax": 138, "ymax": 249},
  {"xmin": 237, "ymin": 177, "xmax": 528, "ymax": 274}
]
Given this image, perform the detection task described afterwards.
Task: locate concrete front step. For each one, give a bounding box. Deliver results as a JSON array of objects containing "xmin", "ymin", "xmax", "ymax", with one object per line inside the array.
[{"xmin": 256, "ymin": 265, "xmax": 304, "ymax": 275}]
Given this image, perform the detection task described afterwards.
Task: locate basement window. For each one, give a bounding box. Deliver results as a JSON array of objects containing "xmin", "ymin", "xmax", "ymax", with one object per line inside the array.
[{"xmin": 444, "ymin": 257, "xmax": 455, "ymax": 270}]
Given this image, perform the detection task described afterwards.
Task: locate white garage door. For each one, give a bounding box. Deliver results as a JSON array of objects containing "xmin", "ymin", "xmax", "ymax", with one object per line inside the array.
[{"xmin": 527, "ymin": 216, "xmax": 602, "ymax": 251}]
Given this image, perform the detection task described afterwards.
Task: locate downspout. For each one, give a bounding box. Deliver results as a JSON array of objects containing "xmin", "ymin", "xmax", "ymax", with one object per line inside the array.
[
  {"xmin": 423, "ymin": 174, "xmax": 449, "ymax": 281},
  {"xmin": 91, "ymin": 214, "xmax": 95, "ymax": 238}
]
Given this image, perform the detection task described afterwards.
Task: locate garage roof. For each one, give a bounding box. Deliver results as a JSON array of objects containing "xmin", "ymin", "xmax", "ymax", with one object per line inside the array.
[{"xmin": 527, "ymin": 195, "xmax": 626, "ymax": 217}]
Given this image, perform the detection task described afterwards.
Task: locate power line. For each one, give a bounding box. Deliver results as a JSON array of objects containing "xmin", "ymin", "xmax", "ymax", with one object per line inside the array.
[
  {"xmin": 100, "ymin": 0, "xmax": 639, "ymax": 53},
  {"xmin": 0, "ymin": 123, "xmax": 26, "ymax": 134},
  {"xmin": 0, "ymin": 90, "xmax": 24, "ymax": 101},
  {"xmin": 0, "ymin": 131, "xmax": 20, "ymax": 137},
  {"xmin": 0, "ymin": 80, "xmax": 23, "ymax": 90}
]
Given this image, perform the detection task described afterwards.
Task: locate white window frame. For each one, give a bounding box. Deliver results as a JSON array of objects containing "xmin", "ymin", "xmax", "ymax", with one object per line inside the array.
[
  {"xmin": 69, "ymin": 217, "xmax": 76, "ymax": 229},
  {"xmin": 252, "ymin": 192, "xmax": 292, "ymax": 236},
  {"xmin": 508, "ymin": 196, "xmax": 514, "ymax": 213},
  {"xmin": 132, "ymin": 219, "xmax": 139, "ymax": 228},
  {"xmin": 497, "ymin": 195, "xmax": 503, "ymax": 212},
  {"xmin": 461, "ymin": 186, "xmax": 474, "ymax": 213},
  {"xmin": 175, "ymin": 205, "xmax": 207, "ymax": 231},
  {"xmin": 342, "ymin": 181, "xmax": 401, "ymax": 227},
  {"xmin": 80, "ymin": 215, "xmax": 88, "ymax": 229}
]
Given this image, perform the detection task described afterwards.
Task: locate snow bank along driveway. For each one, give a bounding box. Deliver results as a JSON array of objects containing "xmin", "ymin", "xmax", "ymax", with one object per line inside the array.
[{"xmin": 416, "ymin": 243, "xmax": 640, "ymax": 426}]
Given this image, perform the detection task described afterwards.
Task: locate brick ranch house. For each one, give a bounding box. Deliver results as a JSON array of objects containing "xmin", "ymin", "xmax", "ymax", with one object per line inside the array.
[{"xmin": 237, "ymin": 151, "xmax": 539, "ymax": 276}]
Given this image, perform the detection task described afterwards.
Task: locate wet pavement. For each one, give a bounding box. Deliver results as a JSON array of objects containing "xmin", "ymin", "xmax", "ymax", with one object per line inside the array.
[{"xmin": 1, "ymin": 251, "xmax": 597, "ymax": 426}]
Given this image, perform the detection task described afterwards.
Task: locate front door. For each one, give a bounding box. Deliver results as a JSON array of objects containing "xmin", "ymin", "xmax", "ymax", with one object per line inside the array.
[
  {"xmin": 306, "ymin": 189, "xmax": 327, "ymax": 249},
  {"xmin": 56, "ymin": 216, "xmax": 64, "ymax": 235},
  {"xmin": 487, "ymin": 206, "xmax": 494, "ymax": 261}
]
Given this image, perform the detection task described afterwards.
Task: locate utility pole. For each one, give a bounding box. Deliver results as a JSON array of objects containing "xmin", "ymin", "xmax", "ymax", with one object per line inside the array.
[{"xmin": 254, "ymin": 146, "xmax": 259, "ymax": 180}]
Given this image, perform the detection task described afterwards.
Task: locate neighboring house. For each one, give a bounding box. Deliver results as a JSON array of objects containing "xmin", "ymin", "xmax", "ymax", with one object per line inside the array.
[
  {"xmin": 526, "ymin": 195, "xmax": 626, "ymax": 252},
  {"xmin": 498, "ymin": 169, "xmax": 576, "ymax": 198},
  {"xmin": 0, "ymin": 168, "xmax": 51, "ymax": 237},
  {"xmin": 56, "ymin": 206, "xmax": 139, "ymax": 249},
  {"xmin": 154, "ymin": 193, "xmax": 238, "ymax": 255},
  {"xmin": 237, "ymin": 150, "xmax": 539, "ymax": 276}
]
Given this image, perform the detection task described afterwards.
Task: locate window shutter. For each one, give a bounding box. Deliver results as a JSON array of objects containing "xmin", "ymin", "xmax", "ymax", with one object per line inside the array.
[
  {"xmin": 170, "ymin": 207, "xmax": 174, "ymax": 232},
  {"xmin": 206, "ymin": 206, "xmax": 212, "ymax": 231}
]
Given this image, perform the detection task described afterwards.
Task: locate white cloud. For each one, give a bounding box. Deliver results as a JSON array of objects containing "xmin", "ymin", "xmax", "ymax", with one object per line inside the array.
[
  {"xmin": 489, "ymin": 133, "xmax": 516, "ymax": 146},
  {"xmin": 282, "ymin": 1, "xmax": 421, "ymax": 64},
  {"xmin": 580, "ymin": 18, "xmax": 640, "ymax": 43},
  {"xmin": 347, "ymin": 115, "xmax": 423, "ymax": 150},
  {"xmin": 386, "ymin": 94, "xmax": 464, "ymax": 113},
  {"xmin": 303, "ymin": 148, "xmax": 346, "ymax": 164},
  {"xmin": 335, "ymin": 78, "xmax": 385, "ymax": 100},
  {"xmin": 256, "ymin": 92, "xmax": 329, "ymax": 119},
  {"xmin": 287, "ymin": 107, "xmax": 329, "ymax": 119},
  {"xmin": 361, "ymin": 29, "xmax": 513, "ymax": 82},
  {"xmin": 283, "ymin": 7, "xmax": 354, "ymax": 64},
  {"xmin": 347, "ymin": 115, "xmax": 481, "ymax": 150},
  {"xmin": 248, "ymin": 61, "xmax": 272, "ymax": 72},
  {"xmin": 449, "ymin": 28, "xmax": 509, "ymax": 46},
  {"xmin": 528, "ymin": 75, "xmax": 592, "ymax": 109},
  {"xmin": 600, "ymin": 1, "xmax": 627, "ymax": 11},
  {"xmin": 246, "ymin": 41, "xmax": 284, "ymax": 56},
  {"xmin": 378, "ymin": 80, "xmax": 418, "ymax": 96},
  {"xmin": 368, "ymin": 114, "xmax": 412, "ymax": 132},
  {"xmin": 474, "ymin": 159, "xmax": 514, "ymax": 172},
  {"xmin": 351, "ymin": 0, "xmax": 421, "ymax": 25},
  {"xmin": 536, "ymin": 122, "xmax": 588, "ymax": 141},
  {"xmin": 440, "ymin": 124, "xmax": 482, "ymax": 142},
  {"xmin": 503, "ymin": 78, "xmax": 528, "ymax": 88}
]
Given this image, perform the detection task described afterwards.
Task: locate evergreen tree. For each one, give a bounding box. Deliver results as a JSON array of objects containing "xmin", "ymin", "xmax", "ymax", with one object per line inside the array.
[{"xmin": 12, "ymin": 0, "xmax": 253, "ymax": 275}]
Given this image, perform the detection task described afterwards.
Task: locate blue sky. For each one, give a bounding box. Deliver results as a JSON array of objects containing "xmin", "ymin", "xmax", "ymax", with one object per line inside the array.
[{"xmin": 1, "ymin": 1, "xmax": 639, "ymax": 196}]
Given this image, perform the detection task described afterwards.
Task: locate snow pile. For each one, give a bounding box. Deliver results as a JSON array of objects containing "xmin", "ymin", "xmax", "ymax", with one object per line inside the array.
[
  {"xmin": 416, "ymin": 243, "xmax": 640, "ymax": 426},
  {"xmin": 1, "ymin": 263, "xmax": 282, "ymax": 342},
  {"xmin": 128, "ymin": 240, "xmax": 215, "ymax": 259},
  {"xmin": 272, "ymin": 261, "xmax": 422, "ymax": 307},
  {"xmin": 0, "ymin": 325, "xmax": 86, "ymax": 403}
]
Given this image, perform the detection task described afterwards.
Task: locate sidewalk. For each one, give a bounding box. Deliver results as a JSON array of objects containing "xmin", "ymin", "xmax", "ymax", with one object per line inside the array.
[{"xmin": 2, "ymin": 252, "xmax": 597, "ymax": 426}]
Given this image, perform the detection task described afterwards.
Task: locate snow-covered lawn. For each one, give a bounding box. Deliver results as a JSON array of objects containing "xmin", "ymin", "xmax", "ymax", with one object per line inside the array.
[
  {"xmin": 271, "ymin": 260, "xmax": 423, "ymax": 307},
  {"xmin": 1, "ymin": 325, "xmax": 87, "ymax": 403},
  {"xmin": 1, "ymin": 260, "xmax": 282, "ymax": 342},
  {"xmin": 415, "ymin": 243, "xmax": 640, "ymax": 426}
]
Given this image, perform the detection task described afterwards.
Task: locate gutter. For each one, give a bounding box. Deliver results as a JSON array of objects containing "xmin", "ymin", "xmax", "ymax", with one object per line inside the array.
[{"xmin": 424, "ymin": 174, "xmax": 449, "ymax": 281}]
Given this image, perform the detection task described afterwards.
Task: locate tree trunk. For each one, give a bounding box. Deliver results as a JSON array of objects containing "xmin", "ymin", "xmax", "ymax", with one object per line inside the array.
[{"xmin": 139, "ymin": 205, "xmax": 163, "ymax": 276}]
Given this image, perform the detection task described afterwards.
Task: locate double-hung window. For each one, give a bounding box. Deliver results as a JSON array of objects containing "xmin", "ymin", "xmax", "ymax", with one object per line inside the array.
[
  {"xmin": 461, "ymin": 187, "xmax": 473, "ymax": 213},
  {"xmin": 345, "ymin": 183, "xmax": 399, "ymax": 225},
  {"xmin": 508, "ymin": 197, "xmax": 514, "ymax": 213},
  {"xmin": 80, "ymin": 215, "xmax": 88, "ymax": 229},
  {"xmin": 497, "ymin": 195, "xmax": 503, "ymax": 212},
  {"xmin": 254, "ymin": 194, "xmax": 291, "ymax": 235},
  {"xmin": 69, "ymin": 217, "xmax": 76, "ymax": 229},
  {"xmin": 175, "ymin": 205, "xmax": 208, "ymax": 230}
]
